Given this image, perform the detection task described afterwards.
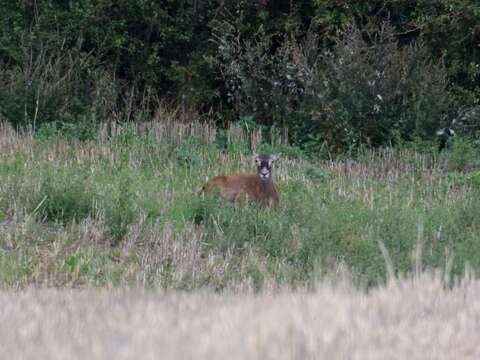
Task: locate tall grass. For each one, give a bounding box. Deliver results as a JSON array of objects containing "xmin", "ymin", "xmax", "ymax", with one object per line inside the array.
[
  {"xmin": 2, "ymin": 273, "xmax": 480, "ymax": 359},
  {"xmin": 0, "ymin": 117, "xmax": 479, "ymax": 289}
]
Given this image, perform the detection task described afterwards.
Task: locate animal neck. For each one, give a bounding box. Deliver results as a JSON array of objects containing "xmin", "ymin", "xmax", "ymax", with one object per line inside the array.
[{"xmin": 258, "ymin": 176, "xmax": 274, "ymax": 191}]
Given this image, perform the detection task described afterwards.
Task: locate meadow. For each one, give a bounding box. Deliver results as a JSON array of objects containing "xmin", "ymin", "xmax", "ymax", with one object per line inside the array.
[
  {"xmin": 1, "ymin": 114, "xmax": 480, "ymax": 358},
  {"xmin": 1, "ymin": 112, "xmax": 479, "ymax": 291}
]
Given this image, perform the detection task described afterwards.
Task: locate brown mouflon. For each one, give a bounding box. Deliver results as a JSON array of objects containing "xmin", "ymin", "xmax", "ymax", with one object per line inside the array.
[{"xmin": 200, "ymin": 154, "xmax": 279, "ymax": 208}]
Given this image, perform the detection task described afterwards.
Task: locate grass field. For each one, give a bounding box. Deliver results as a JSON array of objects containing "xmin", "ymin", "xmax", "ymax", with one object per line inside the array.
[
  {"xmin": 1, "ymin": 274, "xmax": 480, "ymax": 359},
  {"xmin": 1, "ymin": 116, "xmax": 480, "ymax": 358},
  {"xmin": 0, "ymin": 116, "xmax": 480, "ymax": 290}
]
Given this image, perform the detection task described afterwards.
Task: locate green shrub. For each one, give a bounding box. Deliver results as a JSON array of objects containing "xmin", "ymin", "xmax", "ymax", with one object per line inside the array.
[
  {"xmin": 212, "ymin": 21, "xmax": 457, "ymax": 153},
  {"xmin": 0, "ymin": 31, "xmax": 117, "ymax": 131},
  {"xmin": 35, "ymin": 119, "xmax": 98, "ymax": 142},
  {"xmin": 469, "ymin": 171, "xmax": 480, "ymax": 190},
  {"xmin": 34, "ymin": 169, "xmax": 95, "ymax": 224},
  {"xmin": 447, "ymin": 137, "xmax": 480, "ymax": 171},
  {"xmin": 175, "ymin": 137, "xmax": 203, "ymax": 169}
]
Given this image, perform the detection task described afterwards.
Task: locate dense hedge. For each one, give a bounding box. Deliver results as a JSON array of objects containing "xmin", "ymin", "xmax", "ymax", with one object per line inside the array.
[{"xmin": 0, "ymin": 0, "xmax": 479, "ymax": 150}]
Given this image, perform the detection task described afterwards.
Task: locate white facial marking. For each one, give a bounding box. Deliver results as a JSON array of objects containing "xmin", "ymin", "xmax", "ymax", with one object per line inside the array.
[{"xmin": 260, "ymin": 167, "xmax": 269, "ymax": 179}]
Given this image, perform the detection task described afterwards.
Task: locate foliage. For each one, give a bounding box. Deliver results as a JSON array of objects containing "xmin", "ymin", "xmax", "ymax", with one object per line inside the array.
[
  {"xmin": 0, "ymin": 1, "xmax": 479, "ymax": 152},
  {"xmin": 445, "ymin": 136, "xmax": 480, "ymax": 171},
  {"xmin": 212, "ymin": 21, "xmax": 456, "ymax": 152},
  {"xmin": 0, "ymin": 30, "xmax": 118, "ymax": 129}
]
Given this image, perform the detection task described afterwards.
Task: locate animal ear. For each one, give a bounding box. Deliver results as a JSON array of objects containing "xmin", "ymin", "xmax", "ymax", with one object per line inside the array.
[
  {"xmin": 253, "ymin": 153, "xmax": 260, "ymax": 163},
  {"xmin": 270, "ymin": 153, "xmax": 280, "ymax": 162}
]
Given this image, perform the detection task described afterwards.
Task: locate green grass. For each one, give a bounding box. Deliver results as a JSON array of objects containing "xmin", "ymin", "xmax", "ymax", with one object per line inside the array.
[{"xmin": 0, "ymin": 121, "xmax": 479, "ymax": 290}]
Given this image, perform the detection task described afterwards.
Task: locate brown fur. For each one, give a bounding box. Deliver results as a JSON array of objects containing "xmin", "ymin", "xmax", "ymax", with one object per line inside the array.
[{"xmin": 200, "ymin": 166, "xmax": 279, "ymax": 208}]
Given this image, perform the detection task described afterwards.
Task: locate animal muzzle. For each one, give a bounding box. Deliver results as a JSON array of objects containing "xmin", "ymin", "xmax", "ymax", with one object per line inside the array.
[{"xmin": 259, "ymin": 169, "xmax": 270, "ymax": 179}]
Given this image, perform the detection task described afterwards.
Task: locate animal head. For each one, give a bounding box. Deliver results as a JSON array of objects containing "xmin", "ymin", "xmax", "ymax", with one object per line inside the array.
[{"xmin": 254, "ymin": 154, "xmax": 279, "ymax": 181}]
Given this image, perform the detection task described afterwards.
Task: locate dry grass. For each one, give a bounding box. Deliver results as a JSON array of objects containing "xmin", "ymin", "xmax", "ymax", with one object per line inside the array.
[
  {"xmin": 1, "ymin": 274, "xmax": 480, "ymax": 359},
  {"xmin": 1, "ymin": 119, "xmax": 479, "ymax": 289}
]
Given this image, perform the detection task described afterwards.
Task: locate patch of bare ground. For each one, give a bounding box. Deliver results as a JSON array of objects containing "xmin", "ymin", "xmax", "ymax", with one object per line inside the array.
[{"xmin": 1, "ymin": 274, "xmax": 479, "ymax": 360}]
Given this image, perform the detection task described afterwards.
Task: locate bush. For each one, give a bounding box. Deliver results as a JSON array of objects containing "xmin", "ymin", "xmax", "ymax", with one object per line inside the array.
[
  {"xmin": 446, "ymin": 137, "xmax": 480, "ymax": 171},
  {"xmin": 1, "ymin": 0, "xmax": 480, "ymax": 136},
  {"xmin": 212, "ymin": 21, "xmax": 458, "ymax": 153},
  {"xmin": 0, "ymin": 32, "xmax": 118, "ymax": 130},
  {"xmin": 469, "ymin": 171, "xmax": 480, "ymax": 191}
]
